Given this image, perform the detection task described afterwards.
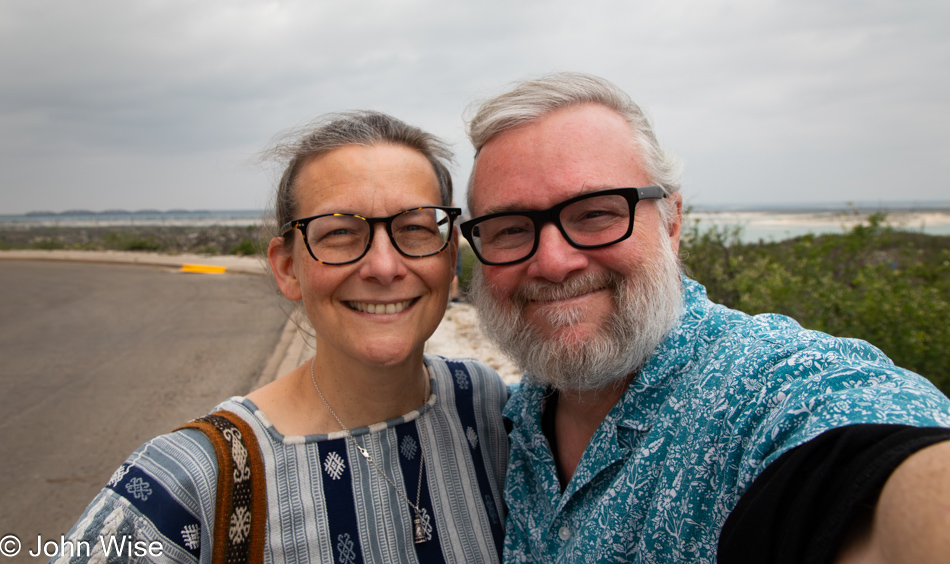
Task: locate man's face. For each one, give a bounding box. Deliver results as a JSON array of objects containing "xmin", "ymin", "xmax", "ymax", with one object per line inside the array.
[{"xmin": 469, "ymin": 103, "xmax": 684, "ymax": 390}]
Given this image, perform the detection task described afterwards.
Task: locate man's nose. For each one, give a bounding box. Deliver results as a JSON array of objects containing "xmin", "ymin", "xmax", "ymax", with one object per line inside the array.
[{"xmin": 526, "ymin": 223, "xmax": 590, "ymax": 283}]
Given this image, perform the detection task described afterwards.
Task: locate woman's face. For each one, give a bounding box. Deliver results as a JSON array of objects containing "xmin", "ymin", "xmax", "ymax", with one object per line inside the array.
[{"xmin": 270, "ymin": 143, "xmax": 457, "ymax": 370}]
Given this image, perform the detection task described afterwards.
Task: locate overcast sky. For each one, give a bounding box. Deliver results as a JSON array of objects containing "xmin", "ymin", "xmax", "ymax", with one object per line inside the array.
[{"xmin": 1, "ymin": 0, "xmax": 948, "ymax": 214}]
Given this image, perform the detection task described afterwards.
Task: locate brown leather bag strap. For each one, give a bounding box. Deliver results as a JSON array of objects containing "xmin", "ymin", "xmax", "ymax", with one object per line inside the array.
[{"xmin": 176, "ymin": 410, "xmax": 267, "ymax": 564}]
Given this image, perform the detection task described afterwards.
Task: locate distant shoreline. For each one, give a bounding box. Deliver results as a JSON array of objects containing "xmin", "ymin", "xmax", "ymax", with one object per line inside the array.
[
  {"xmin": 11, "ymin": 208, "xmax": 263, "ymax": 217},
  {"xmin": 686, "ymin": 210, "xmax": 950, "ymax": 241},
  {"xmin": 0, "ymin": 209, "xmax": 266, "ymax": 229},
  {"xmin": 3, "ymin": 208, "xmax": 949, "ymax": 242},
  {"xmin": 687, "ymin": 209, "xmax": 950, "ymax": 228},
  {"xmin": 688, "ymin": 200, "xmax": 950, "ymax": 213}
]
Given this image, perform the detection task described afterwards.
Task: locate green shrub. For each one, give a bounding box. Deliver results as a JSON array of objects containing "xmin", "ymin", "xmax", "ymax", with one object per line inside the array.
[
  {"xmin": 229, "ymin": 238, "xmax": 266, "ymax": 256},
  {"xmin": 123, "ymin": 237, "xmax": 162, "ymax": 251},
  {"xmin": 30, "ymin": 237, "xmax": 66, "ymax": 250},
  {"xmin": 101, "ymin": 231, "xmax": 162, "ymax": 252},
  {"xmin": 681, "ymin": 213, "xmax": 950, "ymax": 396}
]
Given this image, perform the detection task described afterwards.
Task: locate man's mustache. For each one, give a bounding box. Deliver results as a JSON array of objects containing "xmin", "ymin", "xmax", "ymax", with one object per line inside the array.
[{"xmin": 511, "ymin": 272, "xmax": 622, "ymax": 306}]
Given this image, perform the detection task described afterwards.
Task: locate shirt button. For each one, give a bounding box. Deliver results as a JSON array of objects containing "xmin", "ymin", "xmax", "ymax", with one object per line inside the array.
[{"xmin": 558, "ymin": 525, "xmax": 572, "ymax": 541}]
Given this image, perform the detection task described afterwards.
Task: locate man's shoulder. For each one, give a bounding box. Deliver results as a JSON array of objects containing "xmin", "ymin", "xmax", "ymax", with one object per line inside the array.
[
  {"xmin": 667, "ymin": 278, "xmax": 947, "ymax": 412},
  {"xmin": 679, "ymin": 278, "xmax": 882, "ymax": 369}
]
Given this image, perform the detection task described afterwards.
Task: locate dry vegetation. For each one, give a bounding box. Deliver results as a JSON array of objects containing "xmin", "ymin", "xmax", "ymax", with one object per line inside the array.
[{"xmin": 0, "ymin": 225, "xmax": 268, "ymax": 256}]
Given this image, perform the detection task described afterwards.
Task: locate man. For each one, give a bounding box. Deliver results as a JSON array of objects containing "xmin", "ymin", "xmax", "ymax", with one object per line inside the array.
[{"xmin": 460, "ymin": 72, "xmax": 950, "ymax": 563}]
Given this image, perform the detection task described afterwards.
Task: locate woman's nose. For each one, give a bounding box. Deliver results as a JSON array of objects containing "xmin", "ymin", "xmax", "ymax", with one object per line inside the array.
[{"xmin": 358, "ymin": 224, "xmax": 407, "ymax": 284}]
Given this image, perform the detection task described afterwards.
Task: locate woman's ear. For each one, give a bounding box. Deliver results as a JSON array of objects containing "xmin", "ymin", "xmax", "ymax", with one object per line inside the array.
[{"xmin": 268, "ymin": 237, "xmax": 302, "ymax": 301}]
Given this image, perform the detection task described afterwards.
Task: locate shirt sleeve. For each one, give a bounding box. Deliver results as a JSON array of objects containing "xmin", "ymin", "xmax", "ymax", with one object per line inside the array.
[
  {"xmin": 718, "ymin": 424, "xmax": 950, "ymax": 564},
  {"xmin": 51, "ymin": 429, "xmax": 217, "ymax": 564}
]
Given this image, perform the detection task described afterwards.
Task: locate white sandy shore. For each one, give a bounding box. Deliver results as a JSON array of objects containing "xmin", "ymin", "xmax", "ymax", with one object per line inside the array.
[
  {"xmin": 687, "ymin": 210, "xmax": 950, "ymax": 229},
  {"xmin": 427, "ymin": 303, "xmax": 523, "ymax": 384}
]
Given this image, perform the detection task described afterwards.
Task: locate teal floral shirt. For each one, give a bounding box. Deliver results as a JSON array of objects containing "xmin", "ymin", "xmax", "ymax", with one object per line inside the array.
[{"xmin": 503, "ymin": 277, "xmax": 950, "ymax": 563}]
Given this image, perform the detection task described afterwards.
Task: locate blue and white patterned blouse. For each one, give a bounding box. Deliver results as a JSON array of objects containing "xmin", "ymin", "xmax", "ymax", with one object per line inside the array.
[
  {"xmin": 503, "ymin": 277, "xmax": 950, "ymax": 563},
  {"xmin": 55, "ymin": 356, "xmax": 508, "ymax": 563}
]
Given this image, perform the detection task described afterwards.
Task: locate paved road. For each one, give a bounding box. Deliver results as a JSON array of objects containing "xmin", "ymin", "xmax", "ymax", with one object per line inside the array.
[{"xmin": 0, "ymin": 260, "xmax": 288, "ymax": 560}]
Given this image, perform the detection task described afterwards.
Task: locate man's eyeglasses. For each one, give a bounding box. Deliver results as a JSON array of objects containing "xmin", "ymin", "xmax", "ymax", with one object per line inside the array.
[
  {"xmin": 281, "ymin": 206, "xmax": 461, "ymax": 265},
  {"xmin": 460, "ymin": 186, "xmax": 666, "ymax": 266}
]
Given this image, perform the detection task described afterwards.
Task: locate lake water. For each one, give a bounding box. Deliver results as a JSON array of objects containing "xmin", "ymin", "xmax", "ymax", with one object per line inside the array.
[{"xmin": 2, "ymin": 209, "xmax": 949, "ymax": 243}]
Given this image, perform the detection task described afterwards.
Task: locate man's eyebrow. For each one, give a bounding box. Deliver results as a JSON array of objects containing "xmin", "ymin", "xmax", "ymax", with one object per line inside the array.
[
  {"xmin": 477, "ymin": 185, "xmax": 621, "ymax": 216},
  {"xmin": 479, "ymin": 202, "xmax": 531, "ymax": 216}
]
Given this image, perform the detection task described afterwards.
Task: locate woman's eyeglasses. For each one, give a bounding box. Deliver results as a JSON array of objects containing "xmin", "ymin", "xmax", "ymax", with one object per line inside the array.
[{"xmin": 281, "ymin": 206, "xmax": 461, "ymax": 265}]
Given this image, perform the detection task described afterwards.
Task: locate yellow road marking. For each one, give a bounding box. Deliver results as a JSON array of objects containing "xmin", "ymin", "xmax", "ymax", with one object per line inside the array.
[{"xmin": 181, "ymin": 264, "xmax": 227, "ymax": 274}]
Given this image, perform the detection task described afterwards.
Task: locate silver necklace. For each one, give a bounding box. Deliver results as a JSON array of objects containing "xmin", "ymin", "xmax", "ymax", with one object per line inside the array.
[{"xmin": 310, "ymin": 356, "xmax": 432, "ymax": 544}]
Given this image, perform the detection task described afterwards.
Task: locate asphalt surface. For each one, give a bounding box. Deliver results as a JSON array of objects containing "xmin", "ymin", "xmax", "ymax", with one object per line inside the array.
[{"xmin": 0, "ymin": 260, "xmax": 289, "ymax": 560}]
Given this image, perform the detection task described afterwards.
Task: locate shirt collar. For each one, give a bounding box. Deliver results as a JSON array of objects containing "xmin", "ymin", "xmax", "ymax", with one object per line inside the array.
[{"xmin": 610, "ymin": 276, "xmax": 709, "ymax": 430}]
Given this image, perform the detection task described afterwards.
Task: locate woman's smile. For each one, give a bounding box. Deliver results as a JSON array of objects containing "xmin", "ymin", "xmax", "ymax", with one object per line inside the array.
[{"xmin": 346, "ymin": 298, "xmax": 417, "ymax": 315}]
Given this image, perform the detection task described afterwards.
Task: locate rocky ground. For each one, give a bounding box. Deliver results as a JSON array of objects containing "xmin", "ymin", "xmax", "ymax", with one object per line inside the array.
[{"xmin": 426, "ymin": 302, "xmax": 522, "ymax": 384}]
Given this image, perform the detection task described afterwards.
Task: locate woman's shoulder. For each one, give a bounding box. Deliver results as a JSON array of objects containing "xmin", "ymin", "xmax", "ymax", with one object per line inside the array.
[
  {"xmin": 426, "ymin": 355, "xmax": 505, "ymax": 388},
  {"xmin": 424, "ymin": 355, "xmax": 511, "ymax": 419},
  {"xmin": 114, "ymin": 397, "xmax": 258, "ymax": 499},
  {"xmin": 122, "ymin": 410, "xmax": 231, "ymax": 500}
]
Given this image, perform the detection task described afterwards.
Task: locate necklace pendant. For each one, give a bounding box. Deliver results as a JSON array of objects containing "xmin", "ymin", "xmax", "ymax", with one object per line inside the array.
[{"xmin": 413, "ymin": 515, "xmax": 427, "ymax": 544}]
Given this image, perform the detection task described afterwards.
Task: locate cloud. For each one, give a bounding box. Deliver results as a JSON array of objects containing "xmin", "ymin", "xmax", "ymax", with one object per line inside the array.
[{"xmin": 1, "ymin": 0, "xmax": 948, "ymax": 213}]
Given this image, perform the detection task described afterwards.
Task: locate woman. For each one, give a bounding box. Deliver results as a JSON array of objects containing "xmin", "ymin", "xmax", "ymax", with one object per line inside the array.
[{"xmin": 56, "ymin": 111, "xmax": 508, "ymax": 563}]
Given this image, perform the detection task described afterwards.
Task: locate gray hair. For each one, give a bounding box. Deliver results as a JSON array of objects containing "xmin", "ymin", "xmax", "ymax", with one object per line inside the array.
[
  {"xmin": 261, "ymin": 110, "xmax": 455, "ymax": 248},
  {"xmin": 466, "ymin": 72, "xmax": 682, "ymax": 227}
]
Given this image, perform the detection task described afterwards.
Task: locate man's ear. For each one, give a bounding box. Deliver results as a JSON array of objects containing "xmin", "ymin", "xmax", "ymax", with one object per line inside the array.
[
  {"xmin": 268, "ymin": 237, "xmax": 302, "ymax": 301},
  {"xmin": 667, "ymin": 193, "xmax": 684, "ymax": 255}
]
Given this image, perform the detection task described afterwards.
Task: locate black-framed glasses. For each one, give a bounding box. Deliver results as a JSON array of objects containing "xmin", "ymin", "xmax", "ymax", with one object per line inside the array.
[
  {"xmin": 460, "ymin": 186, "xmax": 666, "ymax": 266},
  {"xmin": 281, "ymin": 206, "xmax": 461, "ymax": 265}
]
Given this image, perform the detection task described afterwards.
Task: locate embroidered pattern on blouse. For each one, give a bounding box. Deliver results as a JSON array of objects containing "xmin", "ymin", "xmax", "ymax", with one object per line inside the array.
[
  {"xmin": 336, "ymin": 533, "xmax": 357, "ymax": 564},
  {"xmin": 125, "ymin": 477, "xmax": 152, "ymax": 501},
  {"xmin": 181, "ymin": 524, "xmax": 200, "ymax": 550},
  {"xmin": 466, "ymin": 426, "xmax": 479, "ymax": 449},
  {"xmin": 454, "ymin": 369, "xmax": 470, "ymax": 390},
  {"xmin": 400, "ymin": 435, "xmax": 418, "ymax": 460},
  {"xmin": 484, "ymin": 494, "xmax": 499, "ymax": 525},
  {"xmin": 325, "ymin": 451, "xmax": 346, "ymax": 480},
  {"xmin": 107, "ymin": 464, "xmax": 130, "ymax": 488}
]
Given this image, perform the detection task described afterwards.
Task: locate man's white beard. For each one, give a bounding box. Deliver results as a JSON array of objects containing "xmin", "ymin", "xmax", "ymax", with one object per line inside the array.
[{"xmin": 470, "ymin": 231, "xmax": 684, "ymax": 392}]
